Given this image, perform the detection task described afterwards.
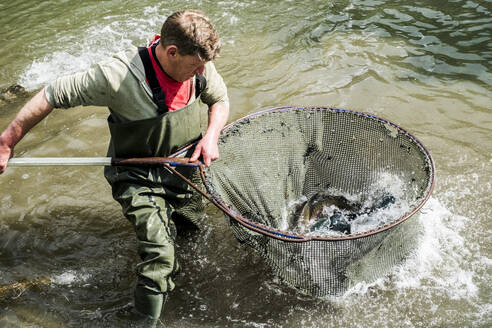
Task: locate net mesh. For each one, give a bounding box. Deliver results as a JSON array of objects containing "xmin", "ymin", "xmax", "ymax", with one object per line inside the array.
[{"xmin": 201, "ymin": 106, "xmax": 434, "ymax": 296}]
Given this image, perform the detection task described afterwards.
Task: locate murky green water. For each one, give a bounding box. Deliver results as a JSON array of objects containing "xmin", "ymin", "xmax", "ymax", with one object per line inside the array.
[{"xmin": 0, "ymin": 0, "xmax": 490, "ymax": 327}]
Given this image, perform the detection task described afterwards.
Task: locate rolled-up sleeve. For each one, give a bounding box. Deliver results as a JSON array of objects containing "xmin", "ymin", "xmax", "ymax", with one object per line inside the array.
[
  {"xmin": 201, "ymin": 62, "xmax": 229, "ymax": 109},
  {"xmin": 45, "ymin": 63, "xmax": 112, "ymax": 109}
]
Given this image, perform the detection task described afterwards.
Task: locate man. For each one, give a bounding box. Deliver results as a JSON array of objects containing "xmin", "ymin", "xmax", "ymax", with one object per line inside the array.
[{"xmin": 0, "ymin": 9, "xmax": 229, "ymax": 325}]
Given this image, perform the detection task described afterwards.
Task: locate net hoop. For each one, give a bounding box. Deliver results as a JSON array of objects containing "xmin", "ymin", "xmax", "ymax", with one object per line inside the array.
[{"xmin": 183, "ymin": 106, "xmax": 435, "ymax": 242}]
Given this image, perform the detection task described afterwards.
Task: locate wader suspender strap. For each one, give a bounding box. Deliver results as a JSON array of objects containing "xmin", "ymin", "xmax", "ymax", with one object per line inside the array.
[
  {"xmin": 195, "ymin": 74, "xmax": 206, "ymax": 98},
  {"xmin": 138, "ymin": 46, "xmax": 168, "ymax": 113}
]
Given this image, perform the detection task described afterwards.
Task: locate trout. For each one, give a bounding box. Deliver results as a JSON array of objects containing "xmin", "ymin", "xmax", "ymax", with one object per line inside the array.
[
  {"xmin": 299, "ymin": 193, "xmax": 358, "ymax": 234},
  {"xmin": 298, "ymin": 192, "xmax": 396, "ymax": 234}
]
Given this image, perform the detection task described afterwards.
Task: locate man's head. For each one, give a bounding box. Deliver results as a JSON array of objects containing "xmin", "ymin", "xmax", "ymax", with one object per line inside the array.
[{"xmin": 160, "ymin": 10, "xmax": 221, "ymax": 62}]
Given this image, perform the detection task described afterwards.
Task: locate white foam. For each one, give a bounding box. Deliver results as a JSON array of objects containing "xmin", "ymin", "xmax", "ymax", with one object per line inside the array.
[
  {"xmin": 281, "ymin": 195, "xmax": 307, "ymax": 231},
  {"xmin": 51, "ymin": 270, "xmax": 91, "ymax": 286},
  {"xmin": 394, "ymin": 197, "xmax": 478, "ymax": 298},
  {"xmin": 20, "ymin": 51, "xmax": 98, "ymax": 90},
  {"xmin": 350, "ymin": 172, "xmax": 411, "ymax": 234},
  {"xmin": 18, "ymin": 6, "xmax": 165, "ymax": 91},
  {"xmin": 345, "ymin": 197, "xmax": 481, "ymax": 301}
]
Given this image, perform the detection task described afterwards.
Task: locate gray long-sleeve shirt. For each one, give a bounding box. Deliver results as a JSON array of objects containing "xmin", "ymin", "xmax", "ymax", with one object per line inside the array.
[{"xmin": 45, "ymin": 47, "xmax": 229, "ymax": 123}]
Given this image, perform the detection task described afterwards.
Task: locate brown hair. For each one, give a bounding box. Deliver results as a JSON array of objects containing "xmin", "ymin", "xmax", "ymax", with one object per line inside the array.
[{"xmin": 160, "ymin": 10, "xmax": 221, "ymax": 61}]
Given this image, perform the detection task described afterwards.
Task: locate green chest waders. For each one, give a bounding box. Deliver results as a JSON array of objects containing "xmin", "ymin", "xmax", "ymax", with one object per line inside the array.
[{"xmin": 104, "ymin": 84, "xmax": 206, "ymax": 321}]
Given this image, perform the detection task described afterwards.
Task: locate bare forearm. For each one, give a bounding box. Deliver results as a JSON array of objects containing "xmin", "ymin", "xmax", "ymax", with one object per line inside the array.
[
  {"xmin": 190, "ymin": 102, "xmax": 229, "ymax": 166},
  {"xmin": 0, "ymin": 88, "xmax": 53, "ymax": 148},
  {"xmin": 205, "ymin": 102, "xmax": 229, "ymax": 142},
  {"xmin": 0, "ymin": 88, "xmax": 53, "ymax": 173}
]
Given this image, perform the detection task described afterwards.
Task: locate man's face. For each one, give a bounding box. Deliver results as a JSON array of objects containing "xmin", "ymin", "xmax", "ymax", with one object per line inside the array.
[{"xmin": 169, "ymin": 52, "xmax": 206, "ymax": 82}]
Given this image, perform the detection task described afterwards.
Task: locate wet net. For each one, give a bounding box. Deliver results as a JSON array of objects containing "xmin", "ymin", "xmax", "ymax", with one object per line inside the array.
[{"xmin": 200, "ymin": 106, "xmax": 434, "ymax": 297}]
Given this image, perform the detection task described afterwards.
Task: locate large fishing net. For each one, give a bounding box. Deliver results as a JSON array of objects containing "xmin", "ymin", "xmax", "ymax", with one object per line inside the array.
[{"xmin": 199, "ymin": 106, "xmax": 434, "ymax": 297}]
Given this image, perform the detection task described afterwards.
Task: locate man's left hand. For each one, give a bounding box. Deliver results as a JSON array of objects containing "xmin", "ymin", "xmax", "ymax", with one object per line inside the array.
[
  {"xmin": 190, "ymin": 134, "xmax": 219, "ymax": 167},
  {"xmin": 190, "ymin": 103, "xmax": 229, "ymax": 167}
]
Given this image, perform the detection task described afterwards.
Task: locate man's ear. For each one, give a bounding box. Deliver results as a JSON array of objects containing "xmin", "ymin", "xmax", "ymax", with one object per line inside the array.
[{"xmin": 166, "ymin": 45, "xmax": 178, "ymax": 58}]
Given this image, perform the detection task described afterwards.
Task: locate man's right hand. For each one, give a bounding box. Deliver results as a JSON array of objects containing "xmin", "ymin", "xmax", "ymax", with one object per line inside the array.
[{"xmin": 0, "ymin": 138, "xmax": 14, "ymax": 174}]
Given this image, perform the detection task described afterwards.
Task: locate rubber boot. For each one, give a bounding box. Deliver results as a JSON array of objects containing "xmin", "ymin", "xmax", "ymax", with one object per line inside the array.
[{"xmin": 132, "ymin": 286, "xmax": 165, "ymax": 327}]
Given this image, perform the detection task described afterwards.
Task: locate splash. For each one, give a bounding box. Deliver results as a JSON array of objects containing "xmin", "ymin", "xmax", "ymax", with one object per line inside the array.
[
  {"xmin": 51, "ymin": 270, "xmax": 91, "ymax": 287},
  {"xmin": 18, "ymin": 6, "xmax": 165, "ymax": 91},
  {"xmin": 344, "ymin": 197, "xmax": 481, "ymax": 300},
  {"xmin": 392, "ymin": 197, "xmax": 479, "ymax": 298},
  {"xmin": 314, "ymin": 195, "xmax": 489, "ymax": 327}
]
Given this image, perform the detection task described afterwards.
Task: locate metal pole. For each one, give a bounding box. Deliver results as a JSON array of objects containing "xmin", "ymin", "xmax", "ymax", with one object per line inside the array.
[
  {"xmin": 8, "ymin": 157, "xmax": 113, "ymax": 166},
  {"xmin": 7, "ymin": 157, "xmax": 200, "ymax": 167}
]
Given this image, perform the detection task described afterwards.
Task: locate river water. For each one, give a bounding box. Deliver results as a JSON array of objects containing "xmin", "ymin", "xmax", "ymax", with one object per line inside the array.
[{"xmin": 0, "ymin": 0, "xmax": 490, "ymax": 327}]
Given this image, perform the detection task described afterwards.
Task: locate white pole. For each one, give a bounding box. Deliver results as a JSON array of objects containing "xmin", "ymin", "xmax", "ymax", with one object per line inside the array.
[{"xmin": 7, "ymin": 157, "xmax": 113, "ymax": 166}]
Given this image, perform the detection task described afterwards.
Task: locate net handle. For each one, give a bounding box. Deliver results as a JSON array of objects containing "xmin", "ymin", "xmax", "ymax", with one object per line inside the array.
[{"xmin": 7, "ymin": 156, "xmax": 201, "ymax": 167}]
